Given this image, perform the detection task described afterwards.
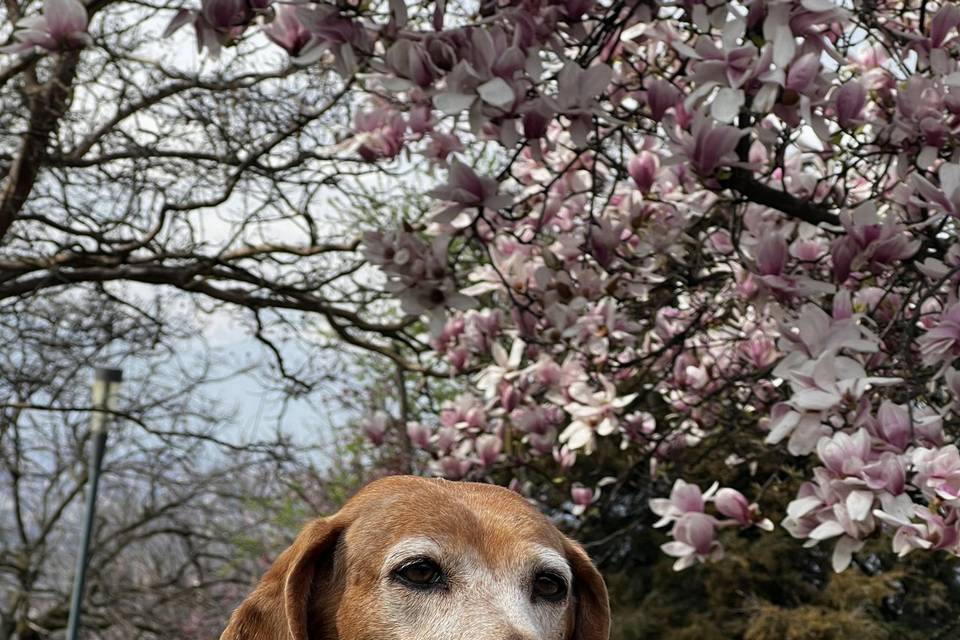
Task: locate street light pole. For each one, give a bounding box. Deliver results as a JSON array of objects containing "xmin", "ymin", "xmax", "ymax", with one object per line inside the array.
[{"xmin": 65, "ymin": 367, "xmax": 122, "ymax": 640}]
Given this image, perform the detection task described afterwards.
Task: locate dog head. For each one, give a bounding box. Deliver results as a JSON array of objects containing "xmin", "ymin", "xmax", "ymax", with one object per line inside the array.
[{"xmin": 221, "ymin": 475, "xmax": 609, "ymax": 640}]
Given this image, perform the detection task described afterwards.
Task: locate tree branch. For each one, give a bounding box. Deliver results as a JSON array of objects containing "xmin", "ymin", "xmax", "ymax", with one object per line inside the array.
[
  {"xmin": 720, "ymin": 168, "xmax": 842, "ymax": 228},
  {"xmin": 0, "ymin": 51, "xmax": 80, "ymax": 242}
]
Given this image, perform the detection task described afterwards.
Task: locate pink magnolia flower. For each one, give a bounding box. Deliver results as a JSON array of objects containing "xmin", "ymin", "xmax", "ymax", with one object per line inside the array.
[
  {"xmin": 289, "ymin": 4, "xmax": 370, "ymax": 72},
  {"xmin": 428, "ymin": 159, "xmax": 512, "ymax": 227},
  {"xmin": 778, "ymin": 352, "xmax": 900, "ymax": 421},
  {"xmin": 832, "ymin": 289, "xmax": 853, "ymax": 321},
  {"xmin": 435, "ymin": 426, "xmax": 459, "ymax": 453},
  {"xmin": 628, "ymin": 151, "xmax": 659, "ymax": 193},
  {"xmin": 661, "ymin": 512, "xmax": 722, "ymax": 571},
  {"xmin": 912, "ymin": 163, "xmax": 960, "ymax": 218},
  {"xmin": 782, "ymin": 467, "xmax": 873, "ymax": 572},
  {"xmin": 751, "ymin": 232, "xmax": 833, "ymax": 298},
  {"xmin": 764, "ymin": 404, "xmax": 829, "ymax": 456},
  {"xmin": 785, "ymin": 52, "xmax": 820, "ymax": 93},
  {"xmin": 474, "ymin": 338, "xmax": 525, "ymax": 400},
  {"xmin": 475, "ymin": 433, "xmax": 503, "ymax": 466},
  {"xmin": 512, "ymin": 406, "xmax": 553, "ymax": 437},
  {"xmin": 570, "ymin": 483, "xmax": 598, "ymax": 516},
  {"xmin": 499, "ymin": 383, "xmax": 520, "ymax": 413},
  {"xmin": 360, "ymin": 411, "xmax": 390, "ymax": 445},
  {"xmin": 755, "ymin": 233, "xmax": 788, "ymax": 276},
  {"xmin": 526, "ymin": 427, "xmax": 557, "ymax": 455},
  {"xmin": 817, "ymin": 429, "xmax": 872, "ymax": 477},
  {"xmin": 585, "ymin": 217, "xmax": 624, "ymax": 268},
  {"xmin": 295, "ymin": 3, "xmax": 364, "ymax": 46},
  {"xmin": 354, "ymin": 102, "xmax": 406, "ymax": 161},
  {"xmin": 644, "ymin": 78, "xmax": 681, "ymax": 121},
  {"xmin": 709, "ymin": 229, "xmax": 735, "ymax": 254},
  {"xmin": 776, "ymin": 302, "xmax": 879, "ymax": 360},
  {"xmin": 790, "ymin": 238, "xmax": 827, "ymax": 263},
  {"xmin": 385, "ymin": 40, "xmax": 437, "ymax": 88},
  {"xmin": 201, "ymin": 0, "xmax": 250, "ymax": 30},
  {"xmin": 874, "ymin": 400, "xmax": 910, "ymax": 451},
  {"xmin": 559, "ymin": 378, "xmax": 638, "ymax": 453},
  {"xmin": 742, "ymin": 333, "xmax": 779, "ymax": 369},
  {"xmin": 931, "ymin": 4, "xmax": 960, "ymax": 49},
  {"xmin": 429, "ymin": 26, "xmax": 527, "ymax": 119},
  {"xmin": 463, "ymin": 309, "xmax": 502, "ymax": 352},
  {"xmin": 834, "ymin": 81, "xmax": 866, "ymax": 127},
  {"xmin": 553, "ymin": 444, "xmax": 578, "ymax": 470},
  {"xmin": 903, "ymin": 4, "xmax": 960, "ymax": 66},
  {"xmin": 521, "ymin": 99, "xmax": 556, "ymax": 140},
  {"xmin": 761, "ymin": 0, "xmax": 848, "ymax": 68},
  {"xmin": 551, "ymin": 61, "xmax": 613, "ymax": 146},
  {"xmin": 912, "ymin": 406, "xmax": 947, "ymax": 447},
  {"xmin": 424, "ymin": 132, "xmax": 464, "ymax": 165},
  {"xmin": 571, "ymin": 484, "xmax": 593, "ymax": 504},
  {"xmin": 714, "ymin": 488, "xmax": 750, "ymax": 524},
  {"xmin": 670, "ymin": 111, "xmax": 746, "ymax": 177},
  {"xmin": 162, "ymin": 0, "xmax": 253, "ymax": 58},
  {"xmin": 783, "ymin": 470, "xmax": 839, "ymax": 537},
  {"xmin": 363, "ymin": 231, "xmax": 476, "ymax": 335},
  {"xmin": 3, "ymin": 0, "xmax": 92, "ymax": 53},
  {"xmin": 686, "ymin": 40, "xmax": 772, "ymax": 120},
  {"xmin": 406, "ymin": 421, "xmax": 432, "ymax": 450},
  {"xmin": 714, "ymin": 488, "xmax": 774, "ymax": 531},
  {"xmin": 440, "ymin": 394, "xmax": 486, "ymax": 433},
  {"xmin": 912, "ymin": 445, "xmax": 960, "ymax": 504},
  {"xmin": 896, "ymin": 76, "xmax": 950, "ymax": 147},
  {"xmin": 874, "ymin": 502, "xmax": 960, "ymax": 557},
  {"xmin": 407, "ymin": 104, "xmax": 434, "ymax": 135},
  {"xmin": 263, "ymin": 4, "xmax": 312, "ymax": 56},
  {"xmin": 437, "ymin": 455, "xmax": 472, "ymax": 479},
  {"xmin": 917, "ymin": 303, "xmax": 960, "ymax": 368},
  {"xmin": 861, "ymin": 452, "xmax": 906, "ymax": 495},
  {"xmin": 830, "ymin": 205, "xmax": 920, "ymax": 282},
  {"xmin": 650, "ymin": 479, "xmax": 716, "ymax": 528},
  {"xmin": 620, "ymin": 411, "xmax": 656, "ymax": 447},
  {"xmin": 431, "ymin": 314, "xmax": 466, "ymax": 353}
]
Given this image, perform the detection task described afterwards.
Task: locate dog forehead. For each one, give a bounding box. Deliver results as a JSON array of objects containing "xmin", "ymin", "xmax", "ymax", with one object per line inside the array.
[{"xmin": 338, "ymin": 476, "xmax": 565, "ymax": 565}]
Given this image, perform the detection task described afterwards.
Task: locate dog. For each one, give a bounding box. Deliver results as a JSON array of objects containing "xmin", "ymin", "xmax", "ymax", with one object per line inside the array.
[{"xmin": 220, "ymin": 475, "xmax": 609, "ymax": 640}]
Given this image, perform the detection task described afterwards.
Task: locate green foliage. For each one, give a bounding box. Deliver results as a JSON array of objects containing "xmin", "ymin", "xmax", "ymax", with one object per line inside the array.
[
  {"xmin": 603, "ymin": 528, "xmax": 960, "ymax": 640},
  {"xmin": 742, "ymin": 605, "xmax": 889, "ymax": 640},
  {"xmin": 583, "ymin": 430, "xmax": 960, "ymax": 640}
]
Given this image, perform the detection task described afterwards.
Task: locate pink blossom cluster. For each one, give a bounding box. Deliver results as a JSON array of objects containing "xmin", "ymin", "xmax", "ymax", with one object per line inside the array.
[
  {"xmin": 149, "ymin": 0, "xmax": 960, "ymax": 572},
  {"xmin": 362, "ymin": 229, "xmax": 475, "ymax": 335},
  {"xmin": 3, "ymin": 0, "xmax": 91, "ymax": 53},
  {"xmin": 405, "ymin": 393, "xmax": 504, "ymax": 479},
  {"xmin": 779, "ymin": 404, "xmax": 954, "ymax": 572},
  {"xmin": 651, "ymin": 480, "xmax": 773, "ymax": 571}
]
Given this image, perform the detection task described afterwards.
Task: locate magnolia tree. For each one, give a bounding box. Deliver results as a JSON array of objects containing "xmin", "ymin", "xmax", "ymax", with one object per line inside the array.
[{"xmin": 8, "ymin": 0, "xmax": 960, "ymax": 583}]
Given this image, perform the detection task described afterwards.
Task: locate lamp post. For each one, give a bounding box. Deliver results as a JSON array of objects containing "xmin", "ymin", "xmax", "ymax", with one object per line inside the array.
[{"xmin": 65, "ymin": 367, "xmax": 123, "ymax": 640}]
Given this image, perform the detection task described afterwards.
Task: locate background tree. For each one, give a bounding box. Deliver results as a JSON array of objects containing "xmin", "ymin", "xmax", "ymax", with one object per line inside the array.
[{"xmin": 0, "ymin": 291, "xmax": 366, "ymax": 639}]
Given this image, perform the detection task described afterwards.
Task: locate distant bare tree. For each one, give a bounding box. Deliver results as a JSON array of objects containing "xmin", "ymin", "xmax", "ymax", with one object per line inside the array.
[
  {"xmin": 0, "ymin": 291, "xmax": 356, "ymax": 640},
  {"xmin": 0, "ymin": 0, "xmax": 440, "ymax": 400}
]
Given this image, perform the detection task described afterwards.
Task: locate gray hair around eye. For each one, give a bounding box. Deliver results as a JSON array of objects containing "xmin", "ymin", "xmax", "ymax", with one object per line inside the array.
[
  {"xmin": 530, "ymin": 546, "xmax": 572, "ymax": 584},
  {"xmin": 381, "ymin": 537, "xmax": 444, "ymax": 579}
]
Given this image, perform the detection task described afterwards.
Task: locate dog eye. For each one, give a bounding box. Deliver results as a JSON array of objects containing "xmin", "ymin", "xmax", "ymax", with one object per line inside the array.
[
  {"xmin": 533, "ymin": 572, "xmax": 567, "ymax": 601},
  {"xmin": 394, "ymin": 559, "xmax": 444, "ymax": 588}
]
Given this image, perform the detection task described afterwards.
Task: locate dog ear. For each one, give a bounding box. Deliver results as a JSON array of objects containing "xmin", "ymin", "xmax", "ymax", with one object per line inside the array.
[
  {"xmin": 564, "ymin": 538, "xmax": 610, "ymax": 640},
  {"xmin": 220, "ymin": 516, "xmax": 345, "ymax": 640}
]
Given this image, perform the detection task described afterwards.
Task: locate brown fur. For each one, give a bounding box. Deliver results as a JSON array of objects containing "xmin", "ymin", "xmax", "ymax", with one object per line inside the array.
[{"xmin": 220, "ymin": 476, "xmax": 609, "ymax": 640}]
